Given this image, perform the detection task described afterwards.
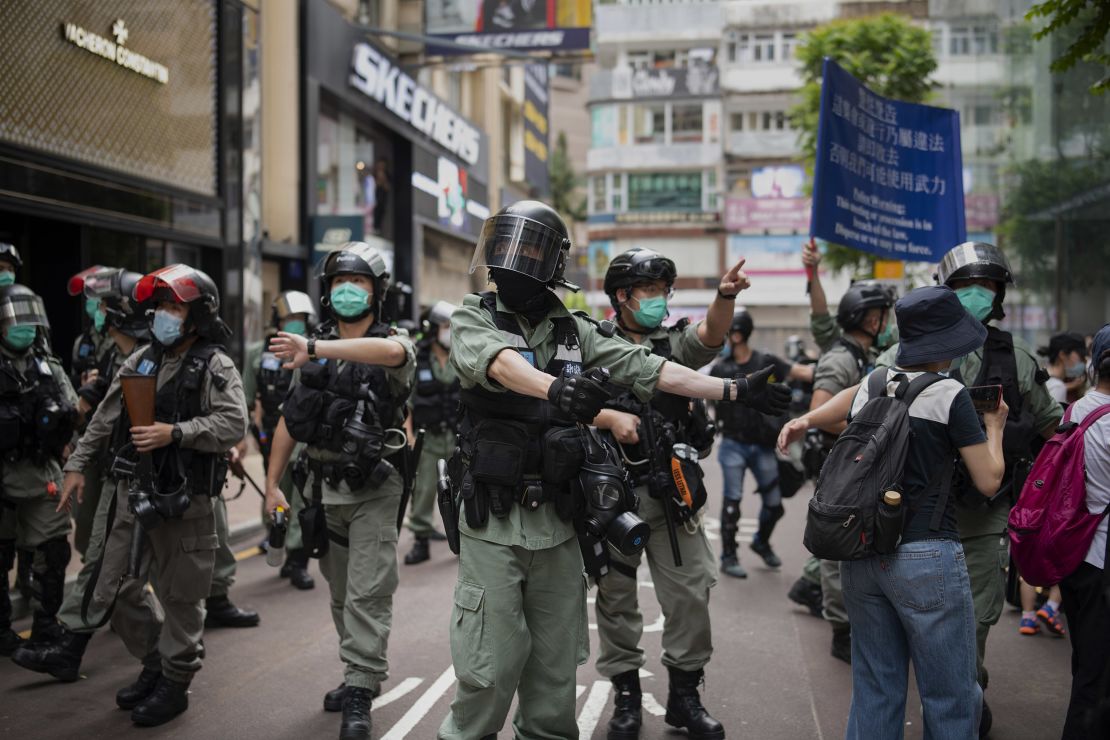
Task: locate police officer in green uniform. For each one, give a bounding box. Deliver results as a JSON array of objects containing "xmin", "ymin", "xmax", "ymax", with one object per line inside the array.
[
  {"xmin": 0, "ymin": 283, "xmax": 78, "ymax": 657},
  {"xmin": 592, "ymin": 247, "xmax": 750, "ymax": 740},
  {"xmin": 801, "ymin": 281, "xmax": 894, "ymax": 663},
  {"xmin": 9, "ymin": 268, "xmax": 157, "ymax": 681},
  {"xmin": 876, "ymin": 242, "xmax": 1060, "ymax": 736},
  {"xmin": 402, "ymin": 300, "xmax": 458, "ymax": 565},
  {"xmin": 58, "ymin": 264, "xmax": 247, "ymax": 726},
  {"xmin": 426, "ymin": 200, "xmax": 790, "ymax": 740},
  {"xmin": 242, "ymin": 290, "xmax": 317, "ymax": 589},
  {"xmin": 265, "ymin": 242, "xmax": 415, "ymax": 740}
]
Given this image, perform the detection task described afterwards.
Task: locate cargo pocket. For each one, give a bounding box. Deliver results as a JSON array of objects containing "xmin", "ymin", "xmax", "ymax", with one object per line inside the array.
[
  {"xmin": 576, "ymin": 573, "xmax": 590, "ymax": 666},
  {"xmin": 450, "ymin": 580, "xmax": 493, "ymax": 688},
  {"xmin": 172, "ymin": 532, "xmax": 219, "ymax": 602}
]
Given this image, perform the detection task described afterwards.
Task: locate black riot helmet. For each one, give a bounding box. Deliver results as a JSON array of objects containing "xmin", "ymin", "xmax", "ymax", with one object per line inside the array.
[
  {"xmin": 0, "ymin": 283, "xmax": 49, "ymax": 352},
  {"xmin": 83, "ymin": 267, "xmax": 150, "ymax": 340},
  {"xmin": 270, "ymin": 290, "xmax": 318, "ymax": 330},
  {"xmin": 836, "ymin": 281, "xmax": 894, "ymax": 332},
  {"xmin": 133, "ymin": 264, "xmax": 231, "ymax": 342},
  {"xmin": 0, "ymin": 243, "xmax": 22, "ymax": 273},
  {"xmin": 318, "ymin": 241, "xmax": 391, "ymax": 323},
  {"xmin": 935, "ymin": 241, "xmax": 1013, "ymax": 320},
  {"xmin": 729, "ymin": 309, "xmax": 753, "ymax": 342},
  {"xmin": 603, "ymin": 248, "xmax": 676, "ymax": 308},
  {"xmin": 470, "ymin": 200, "xmax": 575, "ymax": 290}
]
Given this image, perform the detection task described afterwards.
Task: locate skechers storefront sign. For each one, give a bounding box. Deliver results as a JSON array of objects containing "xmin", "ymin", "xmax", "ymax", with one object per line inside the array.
[{"xmin": 350, "ymin": 42, "xmax": 480, "ymax": 166}]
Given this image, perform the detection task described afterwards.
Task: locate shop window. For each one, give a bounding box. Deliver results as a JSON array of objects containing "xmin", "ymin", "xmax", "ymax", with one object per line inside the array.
[
  {"xmin": 728, "ymin": 169, "xmax": 751, "ymax": 196},
  {"xmin": 316, "ymin": 103, "xmax": 390, "ymax": 240},
  {"xmin": 627, "ymin": 172, "xmax": 702, "ymax": 211},
  {"xmin": 633, "ymin": 104, "xmax": 666, "ymax": 144},
  {"xmin": 781, "ymin": 32, "xmax": 797, "ymax": 60},
  {"xmin": 672, "ymin": 104, "xmax": 704, "ymax": 143}
]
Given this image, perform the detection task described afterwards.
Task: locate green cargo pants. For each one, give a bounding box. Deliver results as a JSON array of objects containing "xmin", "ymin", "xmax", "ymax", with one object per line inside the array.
[
  {"xmin": 438, "ymin": 534, "xmax": 589, "ymax": 740},
  {"xmin": 595, "ymin": 490, "xmax": 717, "ymax": 677},
  {"xmin": 209, "ymin": 496, "xmax": 238, "ymax": 598},
  {"xmin": 261, "ymin": 445, "xmax": 305, "ymax": 552},
  {"xmin": 407, "ymin": 429, "xmax": 454, "ymax": 538},
  {"xmin": 72, "ymin": 460, "xmax": 104, "ymax": 559},
  {"xmin": 801, "ymin": 555, "xmax": 820, "ymax": 584},
  {"xmin": 95, "ymin": 483, "xmax": 217, "ymax": 682},
  {"xmin": 962, "ymin": 532, "xmax": 1008, "ymax": 689},
  {"xmin": 820, "ymin": 559, "xmax": 849, "ymax": 629},
  {"xmin": 320, "ymin": 491, "xmax": 401, "ymax": 692}
]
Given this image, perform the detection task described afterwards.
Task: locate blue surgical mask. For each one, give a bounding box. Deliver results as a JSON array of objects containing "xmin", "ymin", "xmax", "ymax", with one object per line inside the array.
[
  {"xmin": 630, "ymin": 296, "xmax": 668, "ymax": 330},
  {"xmin": 282, "ymin": 319, "xmax": 307, "ymax": 336},
  {"xmin": 151, "ymin": 309, "xmax": 185, "ymax": 346},
  {"xmin": 330, "ymin": 283, "xmax": 370, "ymax": 319},
  {"xmin": 0, "ymin": 272, "xmax": 13, "ymax": 287},
  {"xmin": 955, "ymin": 285, "xmax": 996, "ymax": 322},
  {"xmin": 1066, "ymin": 361, "xmax": 1087, "ymax": 379},
  {"xmin": 4, "ymin": 324, "xmax": 36, "ymax": 351}
]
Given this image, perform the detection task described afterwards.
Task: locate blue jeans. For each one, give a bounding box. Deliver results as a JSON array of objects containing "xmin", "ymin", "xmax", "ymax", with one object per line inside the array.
[
  {"xmin": 842, "ymin": 539, "xmax": 981, "ymax": 740},
  {"xmin": 717, "ymin": 437, "xmax": 782, "ymax": 508}
]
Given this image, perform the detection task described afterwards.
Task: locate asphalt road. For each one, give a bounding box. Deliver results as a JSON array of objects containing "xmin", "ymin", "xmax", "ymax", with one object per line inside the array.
[{"xmin": 1, "ymin": 462, "xmax": 1073, "ymax": 739}]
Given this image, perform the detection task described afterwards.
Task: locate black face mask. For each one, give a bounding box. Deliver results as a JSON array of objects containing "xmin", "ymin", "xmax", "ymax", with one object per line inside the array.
[{"xmin": 490, "ymin": 268, "xmax": 553, "ymax": 321}]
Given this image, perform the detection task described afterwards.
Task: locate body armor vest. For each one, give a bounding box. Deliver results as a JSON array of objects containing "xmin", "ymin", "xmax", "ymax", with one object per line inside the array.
[
  {"xmin": 714, "ymin": 350, "xmax": 784, "ymax": 448},
  {"xmin": 71, "ymin": 330, "xmax": 100, "ymax": 383},
  {"xmin": 0, "ymin": 349, "xmax": 76, "ymax": 464},
  {"xmin": 255, "ymin": 341, "xmax": 295, "ymax": 433},
  {"xmin": 111, "ymin": 341, "xmax": 228, "ymax": 498},
  {"xmin": 410, "ymin": 345, "xmax": 461, "ymax": 432}
]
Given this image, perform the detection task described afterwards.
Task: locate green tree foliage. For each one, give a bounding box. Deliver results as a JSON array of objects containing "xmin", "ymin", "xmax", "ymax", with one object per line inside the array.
[
  {"xmin": 549, "ymin": 130, "xmax": 586, "ymax": 223},
  {"xmin": 790, "ymin": 14, "xmax": 938, "ymax": 275},
  {"xmin": 1027, "ymin": 0, "xmax": 1110, "ymax": 94}
]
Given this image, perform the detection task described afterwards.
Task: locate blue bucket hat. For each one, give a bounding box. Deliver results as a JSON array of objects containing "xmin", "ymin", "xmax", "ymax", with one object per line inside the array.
[
  {"xmin": 1089, "ymin": 324, "xmax": 1110, "ymax": 381},
  {"xmin": 895, "ymin": 286, "xmax": 988, "ymax": 367}
]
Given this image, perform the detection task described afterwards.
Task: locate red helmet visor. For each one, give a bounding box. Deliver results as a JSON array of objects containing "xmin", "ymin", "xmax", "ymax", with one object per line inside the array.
[
  {"xmin": 133, "ymin": 264, "xmax": 203, "ymax": 304},
  {"xmin": 67, "ymin": 265, "xmax": 107, "ymax": 296}
]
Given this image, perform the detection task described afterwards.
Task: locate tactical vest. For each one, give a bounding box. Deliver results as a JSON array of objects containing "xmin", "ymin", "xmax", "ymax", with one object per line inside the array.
[
  {"xmin": 255, "ymin": 340, "xmax": 295, "ymax": 432},
  {"xmin": 110, "ymin": 341, "xmax": 229, "ymax": 498},
  {"xmin": 410, "ymin": 345, "xmax": 461, "ymax": 432},
  {"xmin": 0, "ymin": 349, "xmax": 76, "ymax": 464},
  {"xmin": 714, "ymin": 350, "xmax": 784, "ymax": 448},
  {"xmin": 281, "ymin": 323, "xmax": 400, "ymax": 466},
  {"xmin": 71, "ymin": 330, "xmax": 100, "ymax": 382}
]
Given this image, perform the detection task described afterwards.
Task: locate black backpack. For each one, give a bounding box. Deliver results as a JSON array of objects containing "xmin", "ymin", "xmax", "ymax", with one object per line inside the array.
[{"xmin": 803, "ymin": 369, "xmax": 945, "ymax": 561}]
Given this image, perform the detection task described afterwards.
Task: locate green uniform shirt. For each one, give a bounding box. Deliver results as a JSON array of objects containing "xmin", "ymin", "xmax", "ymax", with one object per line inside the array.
[
  {"xmin": 297, "ymin": 326, "xmax": 416, "ymax": 506},
  {"xmin": 1, "ymin": 348, "xmax": 78, "ymax": 498},
  {"xmin": 812, "ymin": 334, "xmax": 873, "ymax": 396},
  {"xmin": 810, "ymin": 312, "xmax": 841, "ymax": 354},
  {"xmin": 875, "ymin": 330, "xmax": 1062, "ymax": 537},
  {"xmin": 619, "ymin": 320, "xmax": 722, "ymax": 371},
  {"xmin": 449, "ymin": 293, "xmax": 667, "ymax": 550}
]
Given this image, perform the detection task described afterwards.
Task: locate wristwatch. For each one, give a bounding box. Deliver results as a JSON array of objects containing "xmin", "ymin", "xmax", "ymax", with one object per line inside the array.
[
  {"xmin": 307, "ymin": 338, "xmax": 317, "ymax": 361},
  {"xmin": 717, "ymin": 287, "xmax": 738, "ymax": 300},
  {"xmin": 171, "ymin": 423, "xmax": 183, "ymax": 445}
]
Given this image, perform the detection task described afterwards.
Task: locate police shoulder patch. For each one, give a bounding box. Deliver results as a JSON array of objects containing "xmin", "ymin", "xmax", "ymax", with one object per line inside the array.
[{"xmin": 137, "ymin": 358, "xmax": 157, "ymax": 376}]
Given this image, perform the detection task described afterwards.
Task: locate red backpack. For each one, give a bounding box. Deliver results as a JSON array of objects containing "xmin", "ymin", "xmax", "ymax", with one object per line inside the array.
[{"xmin": 1008, "ymin": 402, "xmax": 1110, "ymax": 587}]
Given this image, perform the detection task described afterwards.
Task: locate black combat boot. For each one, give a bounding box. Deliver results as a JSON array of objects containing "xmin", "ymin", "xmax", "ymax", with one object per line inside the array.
[
  {"xmin": 339, "ymin": 686, "xmax": 373, "ymax": 740},
  {"xmin": 204, "ymin": 594, "xmax": 260, "ymax": 628},
  {"xmin": 607, "ymin": 669, "xmax": 642, "ymax": 740},
  {"xmin": 324, "ymin": 682, "xmax": 349, "ymax": 712},
  {"xmin": 285, "ymin": 549, "xmax": 315, "ymax": 590},
  {"xmin": 830, "ymin": 625, "xmax": 852, "ymax": 664},
  {"xmin": 26, "ymin": 613, "xmax": 63, "ymax": 647},
  {"xmin": 0, "ymin": 540, "xmax": 22, "ymax": 657},
  {"xmin": 665, "ymin": 667, "xmax": 725, "ymax": 740},
  {"xmin": 787, "ymin": 577, "xmax": 824, "ymax": 618},
  {"xmin": 404, "ymin": 537, "xmax": 430, "ymax": 565},
  {"xmin": 979, "ymin": 697, "xmax": 992, "ymax": 738},
  {"xmin": 131, "ymin": 676, "xmax": 190, "ymax": 726},
  {"xmin": 117, "ymin": 665, "xmax": 163, "ymax": 709},
  {"xmin": 11, "ymin": 628, "xmax": 91, "ymax": 682}
]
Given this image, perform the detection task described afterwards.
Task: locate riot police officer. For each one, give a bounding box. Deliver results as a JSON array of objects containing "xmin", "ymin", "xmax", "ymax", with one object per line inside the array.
[
  {"xmin": 402, "ymin": 300, "xmax": 459, "ymax": 565},
  {"xmin": 0, "ymin": 283, "xmax": 78, "ymax": 657},
  {"xmin": 242, "ymin": 290, "xmax": 318, "ymax": 589},
  {"xmin": 0, "ymin": 243, "xmax": 18, "ymax": 287},
  {"xmin": 265, "ymin": 243, "xmax": 415, "ymax": 740},
  {"xmin": 10, "ymin": 267, "xmax": 157, "ymax": 681},
  {"xmin": 592, "ymin": 247, "xmax": 747, "ymax": 740},
  {"xmin": 58, "ymin": 264, "xmax": 247, "ymax": 726},
  {"xmin": 794, "ymin": 280, "xmax": 894, "ymax": 663},
  {"xmin": 876, "ymin": 242, "xmax": 1061, "ymax": 736},
  {"xmin": 67, "ymin": 266, "xmax": 111, "ymax": 389}
]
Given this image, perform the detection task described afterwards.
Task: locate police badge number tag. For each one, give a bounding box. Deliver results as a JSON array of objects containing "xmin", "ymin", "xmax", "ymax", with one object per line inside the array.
[
  {"xmin": 517, "ymin": 349, "xmax": 537, "ymax": 367},
  {"xmin": 418, "ymin": 368, "xmax": 434, "ymax": 382},
  {"xmin": 261, "ymin": 352, "xmax": 282, "ymax": 372},
  {"xmin": 137, "ymin": 358, "xmax": 157, "ymax": 376},
  {"xmin": 37, "ymin": 358, "xmax": 52, "ymax": 376}
]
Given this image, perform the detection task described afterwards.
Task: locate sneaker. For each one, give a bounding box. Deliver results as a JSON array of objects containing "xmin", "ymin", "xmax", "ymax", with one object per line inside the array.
[
  {"xmin": 750, "ymin": 538, "xmax": 782, "ymax": 568},
  {"xmin": 720, "ymin": 554, "xmax": 747, "ymax": 579},
  {"xmin": 1036, "ymin": 605, "xmax": 1066, "ymax": 637},
  {"xmin": 1018, "ymin": 617, "xmax": 1040, "ymax": 635}
]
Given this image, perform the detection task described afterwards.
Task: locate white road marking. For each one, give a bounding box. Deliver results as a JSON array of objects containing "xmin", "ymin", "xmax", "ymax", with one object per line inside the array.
[
  {"xmin": 380, "ymin": 666, "xmax": 455, "ymax": 740},
  {"xmin": 372, "ymin": 677, "xmax": 423, "ymax": 712},
  {"xmin": 643, "ymin": 692, "xmax": 667, "ymax": 717},
  {"xmin": 576, "ymin": 684, "xmax": 586, "ymax": 699},
  {"xmin": 638, "ymin": 668, "xmax": 653, "ymax": 678},
  {"xmin": 577, "ymin": 680, "xmax": 612, "ymax": 739}
]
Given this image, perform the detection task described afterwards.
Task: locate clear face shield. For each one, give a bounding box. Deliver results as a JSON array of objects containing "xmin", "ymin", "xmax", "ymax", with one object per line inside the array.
[
  {"xmin": 0, "ymin": 292, "xmax": 49, "ymax": 332},
  {"xmin": 274, "ymin": 291, "xmax": 317, "ymax": 321},
  {"xmin": 469, "ymin": 215, "xmax": 566, "ymax": 282}
]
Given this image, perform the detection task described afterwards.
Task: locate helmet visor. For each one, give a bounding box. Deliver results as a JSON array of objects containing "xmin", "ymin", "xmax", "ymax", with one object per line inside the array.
[
  {"xmin": 470, "ymin": 215, "xmax": 566, "ymax": 282},
  {"xmin": 937, "ymin": 242, "xmax": 1014, "ymax": 286},
  {"xmin": 275, "ymin": 291, "xmax": 317, "ymax": 320},
  {"xmin": 316, "ymin": 242, "xmax": 390, "ymax": 282},
  {"xmin": 0, "ymin": 292, "xmax": 49, "ymax": 329},
  {"xmin": 82, "ymin": 267, "xmax": 125, "ymax": 300},
  {"xmin": 68, "ymin": 265, "xmax": 106, "ymax": 296},
  {"xmin": 134, "ymin": 264, "xmax": 204, "ymax": 304}
]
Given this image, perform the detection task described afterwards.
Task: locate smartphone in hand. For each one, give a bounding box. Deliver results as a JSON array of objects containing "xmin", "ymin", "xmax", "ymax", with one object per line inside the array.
[{"xmin": 967, "ymin": 384, "xmax": 1002, "ymax": 413}]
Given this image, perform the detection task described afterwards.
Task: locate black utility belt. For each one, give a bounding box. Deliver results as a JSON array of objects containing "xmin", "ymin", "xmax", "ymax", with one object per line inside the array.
[{"xmin": 304, "ymin": 456, "xmax": 391, "ymax": 492}]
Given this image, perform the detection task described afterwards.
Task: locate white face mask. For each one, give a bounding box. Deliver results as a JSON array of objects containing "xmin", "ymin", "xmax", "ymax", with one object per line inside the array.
[{"xmin": 437, "ymin": 326, "xmax": 451, "ymax": 349}]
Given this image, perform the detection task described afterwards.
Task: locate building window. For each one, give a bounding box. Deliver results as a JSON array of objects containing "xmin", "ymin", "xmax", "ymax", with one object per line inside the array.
[
  {"xmin": 950, "ymin": 24, "xmax": 997, "ymax": 56},
  {"xmin": 591, "ymin": 175, "xmax": 607, "ymax": 213},
  {"xmin": 633, "ymin": 104, "xmax": 666, "ymax": 144},
  {"xmin": 672, "ymin": 104, "xmax": 704, "ymax": 143},
  {"xmin": 730, "ymin": 112, "xmax": 744, "ymax": 132},
  {"xmin": 762, "ymin": 111, "xmax": 773, "ymax": 130},
  {"xmin": 781, "ymin": 32, "xmax": 797, "ymax": 60},
  {"xmin": 775, "ymin": 111, "xmax": 787, "ymax": 130},
  {"xmin": 628, "ymin": 172, "xmax": 702, "ymax": 211},
  {"xmin": 753, "ymin": 34, "xmax": 775, "ymax": 62},
  {"xmin": 627, "ymin": 51, "xmax": 651, "ymax": 70},
  {"xmin": 972, "ymin": 104, "xmax": 995, "ymax": 126},
  {"xmin": 554, "ymin": 62, "xmax": 581, "ymax": 80},
  {"xmin": 612, "ymin": 173, "xmax": 624, "ymax": 211}
]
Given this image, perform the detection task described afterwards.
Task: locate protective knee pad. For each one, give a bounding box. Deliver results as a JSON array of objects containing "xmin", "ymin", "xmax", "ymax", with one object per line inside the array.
[
  {"xmin": 34, "ymin": 538, "xmax": 71, "ymax": 614},
  {"xmin": 720, "ymin": 501, "xmax": 740, "ymax": 551}
]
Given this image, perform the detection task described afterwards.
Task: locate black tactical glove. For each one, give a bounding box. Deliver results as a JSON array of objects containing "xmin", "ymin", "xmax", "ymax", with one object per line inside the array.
[
  {"xmin": 733, "ymin": 365, "xmax": 792, "ymax": 416},
  {"xmin": 548, "ymin": 369, "xmax": 611, "ymax": 424}
]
